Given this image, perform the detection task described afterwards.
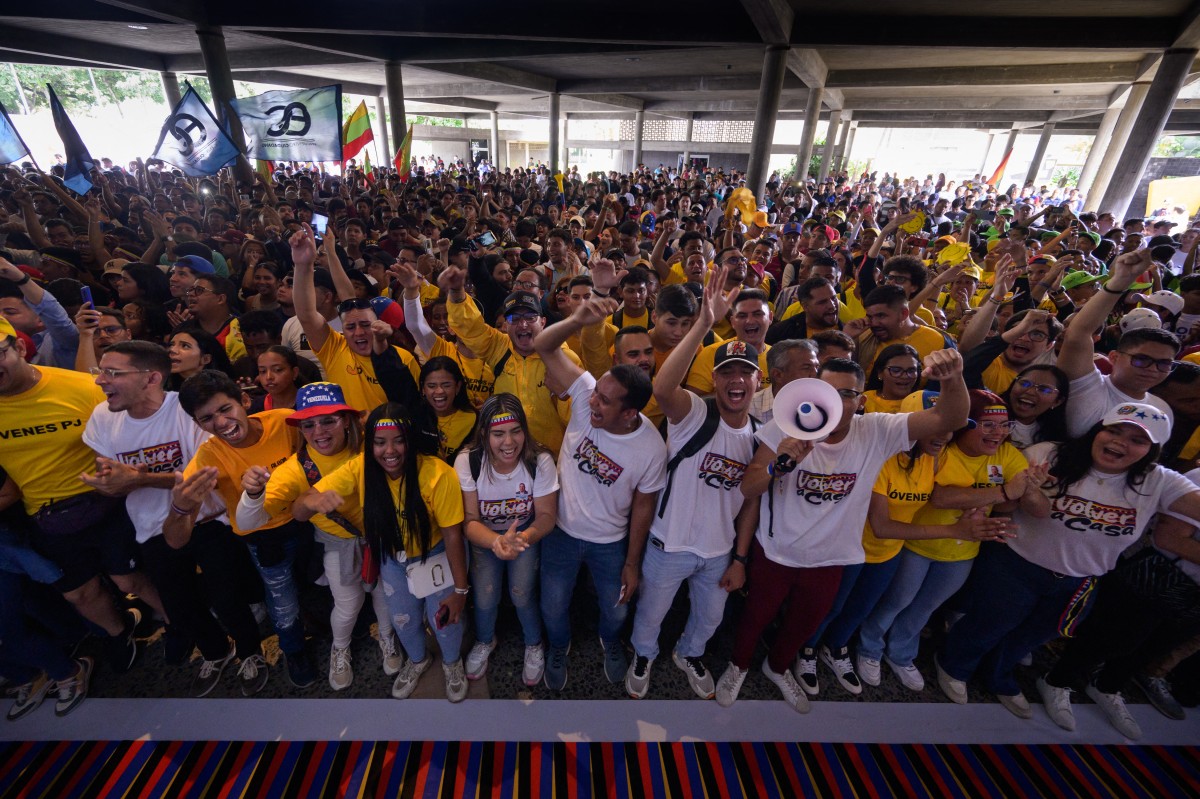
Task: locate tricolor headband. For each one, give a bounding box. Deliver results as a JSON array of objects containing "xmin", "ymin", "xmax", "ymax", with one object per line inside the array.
[{"xmin": 489, "ymin": 412, "xmax": 519, "ymax": 427}]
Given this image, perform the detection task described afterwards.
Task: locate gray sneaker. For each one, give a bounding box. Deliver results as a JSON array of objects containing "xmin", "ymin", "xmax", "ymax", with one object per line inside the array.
[
  {"xmin": 328, "ymin": 646, "xmax": 353, "ymax": 691},
  {"xmin": 672, "ymin": 651, "xmax": 715, "ymax": 700},
  {"xmin": 443, "ymin": 659, "xmax": 468, "ymax": 703},
  {"xmin": 191, "ymin": 643, "xmax": 235, "ymax": 698},
  {"xmin": 7, "ymin": 672, "xmax": 52, "ymax": 721},
  {"xmin": 391, "ymin": 656, "xmax": 431, "ymax": 700},
  {"xmin": 715, "ymin": 664, "xmax": 747, "ymax": 708},
  {"xmin": 1135, "ymin": 675, "xmax": 1185, "ymax": 721},
  {"xmin": 935, "ymin": 657, "xmax": 967, "ymax": 704},
  {"xmin": 465, "ymin": 640, "xmax": 496, "ymax": 681},
  {"xmin": 1085, "ymin": 684, "xmax": 1142, "ymax": 740},
  {"xmin": 601, "ymin": 638, "xmax": 628, "ymax": 684},
  {"xmin": 54, "ymin": 657, "xmax": 93, "ymax": 717},
  {"xmin": 762, "ymin": 659, "xmax": 811, "ymax": 713},
  {"xmin": 625, "ymin": 655, "xmax": 653, "ymax": 699},
  {"xmin": 237, "ymin": 654, "xmax": 269, "ymax": 697},
  {"xmin": 378, "ymin": 634, "xmax": 404, "ymax": 677}
]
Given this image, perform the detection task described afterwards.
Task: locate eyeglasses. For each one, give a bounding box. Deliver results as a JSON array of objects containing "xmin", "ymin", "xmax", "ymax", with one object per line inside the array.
[
  {"xmin": 505, "ymin": 313, "xmax": 540, "ymax": 326},
  {"xmin": 1016, "ymin": 329, "xmax": 1049, "ymax": 342},
  {"xmin": 1118, "ymin": 351, "xmax": 1178, "ymax": 373},
  {"xmin": 98, "ymin": 325, "xmax": 126, "ymax": 336},
  {"xmin": 884, "ymin": 273, "xmax": 911, "ymax": 284},
  {"xmin": 723, "ymin": 256, "xmax": 748, "ymax": 266},
  {"xmin": 1015, "ymin": 379, "xmax": 1059, "ymax": 396},
  {"xmin": 836, "ymin": 388, "xmax": 863, "ymax": 399},
  {"xmin": 337, "ymin": 298, "xmax": 373, "ymax": 314},
  {"xmin": 299, "ymin": 416, "xmax": 343, "ymax": 431},
  {"xmin": 884, "ymin": 366, "xmax": 919, "ymax": 378},
  {"xmin": 975, "ymin": 420, "xmax": 1016, "ymax": 433},
  {"xmin": 183, "ymin": 286, "xmax": 210, "ymax": 297},
  {"xmin": 89, "ymin": 367, "xmax": 150, "ymax": 379},
  {"xmin": 514, "ymin": 279, "xmax": 540, "ymax": 291}
]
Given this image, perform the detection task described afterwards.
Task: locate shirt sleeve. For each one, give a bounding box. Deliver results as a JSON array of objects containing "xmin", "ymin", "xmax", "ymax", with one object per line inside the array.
[
  {"xmin": 1065, "ymin": 367, "xmax": 1107, "ymax": 437},
  {"xmin": 447, "ymin": 295, "xmax": 509, "ymax": 367},
  {"xmin": 428, "ymin": 462, "xmax": 466, "ymax": 528},
  {"xmin": 404, "ymin": 293, "xmax": 438, "ymax": 355},
  {"xmin": 29, "ymin": 291, "xmax": 78, "ymax": 368},
  {"xmin": 314, "ymin": 456, "xmax": 361, "ymax": 501},
  {"xmin": 453, "ymin": 449, "xmax": 477, "ymax": 493},
  {"xmin": 565, "ymin": 370, "xmax": 597, "ymax": 425},
  {"xmin": 635, "ymin": 433, "xmax": 669, "ymax": 494},
  {"xmin": 533, "ymin": 451, "xmax": 560, "ymax": 496}
]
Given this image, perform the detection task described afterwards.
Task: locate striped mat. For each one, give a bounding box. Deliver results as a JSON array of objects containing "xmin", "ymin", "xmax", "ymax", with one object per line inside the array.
[{"xmin": 1, "ymin": 739, "xmax": 1198, "ymax": 798}]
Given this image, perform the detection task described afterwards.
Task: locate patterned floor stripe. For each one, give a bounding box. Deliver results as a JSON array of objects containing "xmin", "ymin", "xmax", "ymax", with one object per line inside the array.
[{"xmin": 0, "ymin": 740, "xmax": 1197, "ymax": 798}]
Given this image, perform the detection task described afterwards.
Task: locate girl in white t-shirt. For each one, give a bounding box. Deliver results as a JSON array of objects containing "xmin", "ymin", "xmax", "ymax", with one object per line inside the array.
[
  {"xmin": 455, "ymin": 394, "xmax": 559, "ymax": 687},
  {"xmin": 938, "ymin": 403, "xmax": 1200, "ymax": 728},
  {"xmin": 1000, "ymin": 365, "xmax": 1069, "ymax": 450}
]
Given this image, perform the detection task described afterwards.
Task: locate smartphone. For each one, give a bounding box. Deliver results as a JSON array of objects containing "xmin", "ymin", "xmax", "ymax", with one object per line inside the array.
[
  {"xmin": 435, "ymin": 606, "xmax": 450, "ymax": 630},
  {"xmin": 239, "ymin": 193, "xmax": 250, "ymax": 202},
  {"xmin": 310, "ymin": 212, "xmax": 329, "ymax": 232},
  {"xmin": 474, "ymin": 230, "xmax": 497, "ymax": 248},
  {"xmin": 80, "ymin": 285, "xmax": 93, "ymax": 309}
]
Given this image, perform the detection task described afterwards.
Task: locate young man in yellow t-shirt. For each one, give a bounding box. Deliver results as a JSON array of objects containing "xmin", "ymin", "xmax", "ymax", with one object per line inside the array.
[{"xmin": 169, "ymin": 370, "xmax": 318, "ymax": 690}]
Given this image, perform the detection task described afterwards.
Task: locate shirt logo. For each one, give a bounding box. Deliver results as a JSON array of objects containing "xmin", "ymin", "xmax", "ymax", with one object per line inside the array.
[
  {"xmin": 117, "ymin": 441, "xmax": 183, "ymax": 474},
  {"xmin": 573, "ymin": 437, "xmax": 624, "ymax": 486},
  {"xmin": 794, "ymin": 471, "xmax": 858, "ymax": 505},
  {"xmin": 1050, "ymin": 494, "xmax": 1137, "ymax": 537},
  {"xmin": 697, "ymin": 451, "xmax": 747, "ymax": 491},
  {"xmin": 478, "ymin": 495, "xmax": 533, "ymax": 527}
]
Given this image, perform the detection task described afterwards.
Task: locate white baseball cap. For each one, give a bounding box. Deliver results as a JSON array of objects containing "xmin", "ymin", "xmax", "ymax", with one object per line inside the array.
[
  {"xmin": 1142, "ymin": 290, "xmax": 1185, "ymax": 317},
  {"xmin": 1100, "ymin": 402, "xmax": 1172, "ymax": 444},
  {"xmin": 1119, "ymin": 307, "xmax": 1164, "ymax": 333}
]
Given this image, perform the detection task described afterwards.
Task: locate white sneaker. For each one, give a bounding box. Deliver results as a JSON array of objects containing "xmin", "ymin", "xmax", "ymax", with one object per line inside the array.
[
  {"xmin": 465, "ymin": 640, "xmax": 496, "ymax": 681},
  {"xmin": 763, "ymin": 660, "xmax": 811, "ymax": 713},
  {"xmin": 886, "ymin": 657, "xmax": 926, "ymax": 692},
  {"xmin": 935, "ymin": 657, "xmax": 966, "ymax": 704},
  {"xmin": 715, "ymin": 664, "xmax": 747, "ymax": 708},
  {"xmin": 857, "ymin": 655, "xmax": 882, "ymax": 688},
  {"xmin": 625, "ymin": 655, "xmax": 653, "ymax": 699},
  {"xmin": 391, "ymin": 657, "xmax": 431, "ymax": 700},
  {"xmin": 378, "ymin": 634, "xmax": 404, "ymax": 677},
  {"xmin": 819, "ymin": 646, "xmax": 863, "ymax": 695},
  {"xmin": 997, "ymin": 691, "xmax": 1033, "ymax": 720},
  {"xmin": 1037, "ymin": 677, "xmax": 1075, "ymax": 731},
  {"xmin": 792, "ymin": 648, "xmax": 820, "ymax": 696},
  {"xmin": 329, "ymin": 646, "xmax": 353, "ymax": 691},
  {"xmin": 1085, "ymin": 684, "xmax": 1142, "ymax": 740},
  {"xmin": 522, "ymin": 645, "xmax": 545, "ymax": 686},
  {"xmin": 443, "ymin": 659, "xmax": 468, "ymax": 703}
]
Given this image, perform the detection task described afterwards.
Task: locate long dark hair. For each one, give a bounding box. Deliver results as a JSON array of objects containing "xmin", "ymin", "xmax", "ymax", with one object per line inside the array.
[
  {"xmin": 122, "ymin": 263, "xmax": 172, "ymax": 304},
  {"xmin": 1047, "ymin": 421, "xmax": 1161, "ymax": 499},
  {"xmin": 865, "ymin": 343, "xmax": 919, "ymax": 393},
  {"xmin": 362, "ymin": 403, "xmax": 435, "ymax": 562},
  {"xmin": 168, "ymin": 326, "xmax": 234, "ymax": 390},
  {"xmin": 1001, "ymin": 364, "xmax": 1070, "ymax": 444}
]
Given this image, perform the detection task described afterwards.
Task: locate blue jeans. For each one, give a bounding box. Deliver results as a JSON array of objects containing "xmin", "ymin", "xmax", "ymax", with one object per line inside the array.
[
  {"xmin": 244, "ymin": 527, "xmax": 306, "ymax": 657},
  {"xmin": 630, "ymin": 542, "xmax": 730, "ymax": 661},
  {"xmin": 814, "ymin": 556, "xmax": 903, "ymax": 651},
  {"xmin": 940, "ymin": 542, "xmax": 1095, "ymax": 696},
  {"xmin": 471, "ymin": 542, "xmax": 542, "ymax": 647},
  {"xmin": 380, "ymin": 547, "xmax": 464, "ymax": 665},
  {"xmin": 0, "ymin": 571, "xmax": 77, "ymax": 684},
  {"xmin": 857, "ymin": 549, "xmax": 974, "ymax": 667},
  {"xmin": 540, "ymin": 527, "xmax": 628, "ymax": 650}
]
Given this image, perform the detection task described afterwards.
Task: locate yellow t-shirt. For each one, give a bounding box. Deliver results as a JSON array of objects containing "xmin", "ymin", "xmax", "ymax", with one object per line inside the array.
[
  {"xmin": 863, "ymin": 391, "xmax": 904, "ymax": 414},
  {"xmin": 263, "ymin": 446, "xmax": 363, "ymax": 539},
  {"xmin": 863, "ymin": 452, "xmax": 937, "ymax": 563},
  {"xmin": 315, "ymin": 453, "xmax": 464, "ymax": 557},
  {"xmin": 981, "ymin": 355, "xmax": 1018, "ymax": 396},
  {"xmin": 858, "ymin": 324, "xmax": 948, "ymax": 372},
  {"xmin": 428, "ymin": 337, "xmax": 495, "ymax": 409},
  {"xmin": 607, "ymin": 307, "xmax": 650, "ymax": 330},
  {"xmin": 906, "ymin": 441, "xmax": 1028, "ymax": 562},
  {"xmin": 0, "ymin": 366, "xmax": 106, "ymax": 514},
  {"xmin": 315, "ymin": 328, "xmax": 420, "ymax": 417},
  {"xmin": 224, "ymin": 317, "xmax": 247, "ymax": 362},
  {"xmin": 685, "ymin": 340, "xmax": 771, "ymax": 394},
  {"xmin": 1184, "ymin": 352, "xmax": 1200, "ymax": 366},
  {"xmin": 184, "ymin": 409, "xmax": 299, "ymax": 535},
  {"xmin": 779, "ymin": 299, "xmax": 855, "ymax": 326},
  {"xmin": 436, "ymin": 409, "xmax": 477, "ymax": 462}
]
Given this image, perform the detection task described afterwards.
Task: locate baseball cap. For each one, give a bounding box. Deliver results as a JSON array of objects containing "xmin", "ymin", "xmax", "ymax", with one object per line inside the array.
[
  {"xmin": 1147, "ymin": 234, "xmax": 1177, "ymax": 248},
  {"xmin": 781, "ymin": 221, "xmax": 804, "ymax": 236},
  {"xmin": 712, "ymin": 339, "xmax": 760, "ymax": 372},
  {"xmin": 0, "ymin": 316, "xmax": 15, "ymax": 340},
  {"xmin": 1082, "ymin": 231, "xmax": 1102, "ymax": 246},
  {"xmin": 40, "ymin": 247, "xmax": 82, "ymax": 272},
  {"xmin": 102, "ymin": 258, "xmax": 132, "ymax": 277},
  {"xmin": 287, "ymin": 382, "xmax": 360, "ymax": 425},
  {"xmin": 519, "ymin": 249, "xmax": 540, "ymax": 266},
  {"xmin": 369, "ymin": 296, "xmax": 405, "ymax": 329},
  {"xmin": 502, "ymin": 291, "xmax": 542, "ymax": 318},
  {"xmin": 568, "ymin": 215, "xmax": 587, "ymax": 227},
  {"xmin": 1100, "ymin": 402, "xmax": 1172, "ymax": 444},
  {"xmin": 1119, "ymin": 307, "xmax": 1164, "ymax": 333},
  {"xmin": 960, "ymin": 265, "xmax": 983, "ymax": 281},
  {"xmin": 1142, "ymin": 290, "xmax": 1185, "ymax": 316},
  {"xmin": 996, "ymin": 208, "xmax": 1014, "ymax": 217},
  {"xmin": 968, "ymin": 389, "xmax": 1008, "ymax": 426},
  {"xmin": 1061, "ymin": 271, "xmax": 1100, "ymax": 291},
  {"xmin": 900, "ymin": 389, "xmax": 939, "ymax": 413},
  {"xmin": 173, "ymin": 254, "xmax": 215, "ymax": 275}
]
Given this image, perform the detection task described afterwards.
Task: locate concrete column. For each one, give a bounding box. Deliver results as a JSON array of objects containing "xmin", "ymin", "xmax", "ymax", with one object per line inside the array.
[
  {"xmin": 561, "ymin": 114, "xmax": 569, "ymax": 173},
  {"xmin": 1100, "ymin": 48, "xmax": 1197, "ymax": 219},
  {"xmin": 490, "ymin": 110, "xmax": 500, "ymax": 169},
  {"xmin": 817, "ymin": 108, "xmax": 842, "ymax": 183},
  {"xmin": 548, "ymin": 92, "xmax": 560, "ymax": 173},
  {"xmin": 1089, "ymin": 81, "xmax": 1151, "ymax": 209},
  {"xmin": 1025, "ymin": 122, "xmax": 1056, "ymax": 186},
  {"xmin": 842, "ymin": 122, "xmax": 858, "ymax": 173},
  {"xmin": 373, "ymin": 93, "xmax": 390, "ymax": 161},
  {"xmin": 795, "ymin": 87, "xmax": 823, "ymax": 183},
  {"xmin": 159, "ymin": 71, "xmax": 182, "ymax": 109},
  {"xmin": 1076, "ymin": 105, "xmax": 1121, "ymax": 198},
  {"xmin": 747, "ymin": 44, "xmax": 789, "ymax": 199},
  {"xmin": 384, "ymin": 61, "xmax": 407, "ymax": 160},
  {"xmin": 831, "ymin": 111, "xmax": 852, "ymax": 174},
  {"xmin": 682, "ymin": 112, "xmax": 694, "ymax": 167},
  {"xmin": 978, "ymin": 132, "xmax": 996, "ymax": 176},
  {"xmin": 194, "ymin": 26, "xmax": 252, "ymax": 181},
  {"xmin": 633, "ymin": 109, "xmax": 644, "ymax": 169}
]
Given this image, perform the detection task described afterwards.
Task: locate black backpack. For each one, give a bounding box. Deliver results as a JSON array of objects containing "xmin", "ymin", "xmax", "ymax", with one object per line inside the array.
[{"xmin": 656, "ymin": 398, "xmax": 758, "ymax": 518}]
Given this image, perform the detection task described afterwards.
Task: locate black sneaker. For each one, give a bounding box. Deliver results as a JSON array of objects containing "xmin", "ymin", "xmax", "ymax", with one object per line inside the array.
[
  {"xmin": 284, "ymin": 649, "xmax": 319, "ymax": 689},
  {"xmin": 1135, "ymin": 675, "xmax": 1186, "ymax": 721},
  {"xmin": 103, "ymin": 608, "xmax": 141, "ymax": 673},
  {"xmin": 237, "ymin": 654, "xmax": 269, "ymax": 696},
  {"xmin": 600, "ymin": 638, "xmax": 628, "ymax": 685},
  {"xmin": 544, "ymin": 644, "xmax": 570, "ymax": 691},
  {"xmin": 54, "ymin": 657, "xmax": 93, "ymax": 717}
]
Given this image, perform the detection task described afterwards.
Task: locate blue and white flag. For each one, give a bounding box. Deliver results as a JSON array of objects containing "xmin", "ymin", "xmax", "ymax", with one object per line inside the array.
[
  {"xmin": 151, "ymin": 85, "xmax": 241, "ymax": 176},
  {"xmin": 0, "ymin": 101, "xmax": 31, "ymax": 165},
  {"xmin": 230, "ymin": 85, "xmax": 343, "ymax": 163},
  {"xmin": 47, "ymin": 85, "xmax": 94, "ymax": 194}
]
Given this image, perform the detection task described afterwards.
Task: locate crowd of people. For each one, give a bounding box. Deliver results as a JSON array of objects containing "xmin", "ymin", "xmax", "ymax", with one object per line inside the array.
[{"xmin": 1, "ymin": 155, "xmax": 1199, "ymax": 742}]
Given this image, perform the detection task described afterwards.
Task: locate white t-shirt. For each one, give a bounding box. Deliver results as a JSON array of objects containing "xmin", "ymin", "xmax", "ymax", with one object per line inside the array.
[
  {"xmin": 282, "ymin": 316, "xmax": 343, "ymax": 377},
  {"xmin": 556, "ymin": 371, "xmax": 668, "ymax": 543},
  {"xmin": 1009, "ymin": 442, "xmax": 1198, "ymax": 577},
  {"xmin": 650, "ymin": 393, "xmax": 756, "ymax": 558},
  {"xmin": 454, "ymin": 449, "xmax": 558, "ymax": 534},
  {"xmin": 1065, "ymin": 367, "xmax": 1173, "ymax": 438},
  {"xmin": 1158, "ymin": 467, "xmax": 1200, "ymax": 585},
  {"xmin": 754, "ymin": 412, "xmax": 913, "ymax": 568},
  {"xmin": 82, "ymin": 393, "xmax": 220, "ymax": 544},
  {"xmin": 1171, "ymin": 312, "xmax": 1200, "ymax": 340}
]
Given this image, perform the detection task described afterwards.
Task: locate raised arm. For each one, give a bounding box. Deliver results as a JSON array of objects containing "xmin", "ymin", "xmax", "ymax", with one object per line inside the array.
[
  {"xmin": 290, "ymin": 223, "xmax": 331, "ymax": 353},
  {"xmin": 905, "ymin": 348, "xmax": 969, "ymax": 441},
  {"xmin": 1060, "ymin": 248, "xmax": 1150, "ymax": 380},
  {"xmin": 956, "ymin": 258, "xmax": 1016, "ymax": 354},
  {"xmin": 533, "ymin": 294, "xmax": 617, "ymax": 396},
  {"xmin": 655, "ymin": 263, "xmax": 736, "ymax": 423}
]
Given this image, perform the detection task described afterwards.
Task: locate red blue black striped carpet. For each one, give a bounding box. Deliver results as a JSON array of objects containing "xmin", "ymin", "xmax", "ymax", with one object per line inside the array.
[{"xmin": 2, "ymin": 739, "xmax": 1198, "ymax": 798}]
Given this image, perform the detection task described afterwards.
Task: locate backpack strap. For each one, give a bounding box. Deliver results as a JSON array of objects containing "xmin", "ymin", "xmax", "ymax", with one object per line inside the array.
[
  {"xmin": 494, "ymin": 348, "xmax": 512, "ymax": 376},
  {"xmin": 656, "ymin": 398, "xmax": 721, "ymax": 519},
  {"xmin": 297, "ymin": 444, "xmax": 364, "ymax": 539}
]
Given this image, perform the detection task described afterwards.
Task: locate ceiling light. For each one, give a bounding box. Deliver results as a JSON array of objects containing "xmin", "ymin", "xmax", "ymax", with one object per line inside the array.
[{"xmin": 128, "ymin": 24, "xmax": 148, "ymax": 30}]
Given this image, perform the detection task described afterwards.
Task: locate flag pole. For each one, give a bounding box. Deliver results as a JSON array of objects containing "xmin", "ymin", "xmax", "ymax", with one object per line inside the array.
[{"xmin": 0, "ymin": 100, "xmax": 40, "ymax": 171}]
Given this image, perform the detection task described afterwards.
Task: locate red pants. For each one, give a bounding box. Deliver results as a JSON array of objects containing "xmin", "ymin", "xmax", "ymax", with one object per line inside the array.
[{"xmin": 731, "ymin": 539, "xmax": 844, "ymax": 673}]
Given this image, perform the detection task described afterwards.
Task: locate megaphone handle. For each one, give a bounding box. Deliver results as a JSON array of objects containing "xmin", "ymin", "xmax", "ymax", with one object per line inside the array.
[{"xmin": 775, "ymin": 454, "xmax": 796, "ymax": 475}]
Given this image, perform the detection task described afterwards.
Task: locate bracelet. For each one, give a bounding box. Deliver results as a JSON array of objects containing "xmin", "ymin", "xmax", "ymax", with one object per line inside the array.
[
  {"xmin": 1101, "ymin": 283, "xmax": 1125, "ymax": 295},
  {"xmin": 170, "ymin": 501, "xmax": 195, "ymax": 516},
  {"xmin": 14, "ymin": 272, "xmax": 31, "ymax": 286},
  {"xmin": 987, "ymin": 296, "xmax": 1003, "ymax": 305},
  {"xmin": 247, "ymin": 489, "xmax": 264, "ymax": 500},
  {"xmin": 593, "ymin": 289, "xmax": 611, "ymax": 298},
  {"xmin": 731, "ymin": 552, "xmax": 748, "ymax": 565},
  {"xmin": 453, "ymin": 586, "xmax": 470, "ymax": 595}
]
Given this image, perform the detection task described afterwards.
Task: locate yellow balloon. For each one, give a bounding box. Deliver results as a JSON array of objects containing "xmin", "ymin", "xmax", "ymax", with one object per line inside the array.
[
  {"xmin": 899, "ymin": 211, "xmax": 926, "ymax": 234},
  {"xmin": 937, "ymin": 242, "xmax": 972, "ymax": 266},
  {"xmin": 725, "ymin": 187, "xmax": 758, "ymax": 221}
]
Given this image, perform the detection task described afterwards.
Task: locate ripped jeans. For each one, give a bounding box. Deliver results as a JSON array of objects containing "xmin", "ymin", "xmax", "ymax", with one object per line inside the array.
[
  {"xmin": 244, "ymin": 524, "xmax": 307, "ymax": 657},
  {"xmin": 380, "ymin": 544, "xmax": 463, "ymax": 666},
  {"xmin": 471, "ymin": 542, "xmax": 542, "ymax": 647}
]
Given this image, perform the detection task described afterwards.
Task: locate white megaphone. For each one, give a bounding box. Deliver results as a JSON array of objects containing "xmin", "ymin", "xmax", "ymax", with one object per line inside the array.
[{"xmin": 773, "ymin": 377, "xmax": 843, "ymax": 442}]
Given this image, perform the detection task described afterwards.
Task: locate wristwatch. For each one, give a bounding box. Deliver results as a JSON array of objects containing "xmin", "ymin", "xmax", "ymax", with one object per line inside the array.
[{"xmin": 731, "ymin": 552, "xmax": 748, "ymax": 565}]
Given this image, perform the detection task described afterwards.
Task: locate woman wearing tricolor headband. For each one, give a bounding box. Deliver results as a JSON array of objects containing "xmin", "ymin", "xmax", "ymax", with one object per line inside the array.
[
  {"xmin": 937, "ymin": 402, "xmax": 1200, "ymax": 737},
  {"xmin": 455, "ymin": 394, "xmax": 558, "ymax": 686},
  {"xmin": 294, "ymin": 404, "xmax": 471, "ymax": 703}
]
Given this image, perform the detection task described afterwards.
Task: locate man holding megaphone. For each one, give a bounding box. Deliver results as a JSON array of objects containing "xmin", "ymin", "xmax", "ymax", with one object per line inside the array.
[{"xmin": 715, "ymin": 343, "xmax": 970, "ymax": 713}]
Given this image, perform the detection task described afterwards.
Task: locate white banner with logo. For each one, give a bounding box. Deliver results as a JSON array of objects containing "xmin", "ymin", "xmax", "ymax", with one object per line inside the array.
[{"xmin": 231, "ymin": 85, "xmax": 343, "ymax": 162}]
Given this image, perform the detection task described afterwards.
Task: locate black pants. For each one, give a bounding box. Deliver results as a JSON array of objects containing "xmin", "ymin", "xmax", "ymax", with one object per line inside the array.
[
  {"xmin": 1047, "ymin": 562, "xmax": 1200, "ymax": 694},
  {"xmin": 140, "ymin": 521, "xmax": 262, "ymax": 661}
]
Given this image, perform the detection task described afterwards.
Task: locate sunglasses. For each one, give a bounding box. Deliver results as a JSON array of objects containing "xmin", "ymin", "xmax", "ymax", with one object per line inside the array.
[{"xmin": 337, "ymin": 298, "xmax": 373, "ymax": 314}]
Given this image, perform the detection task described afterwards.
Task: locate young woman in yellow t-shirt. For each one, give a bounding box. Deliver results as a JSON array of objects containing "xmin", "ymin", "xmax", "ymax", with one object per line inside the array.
[
  {"xmin": 863, "ymin": 343, "xmax": 920, "ymax": 414},
  {"xmin": 420, "ymin": 356, "xmax": 478, "ymax": 463}
]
